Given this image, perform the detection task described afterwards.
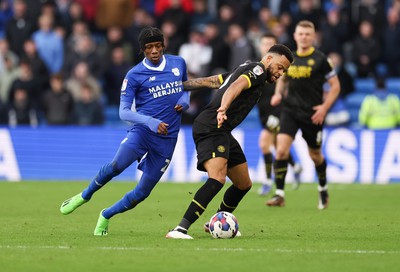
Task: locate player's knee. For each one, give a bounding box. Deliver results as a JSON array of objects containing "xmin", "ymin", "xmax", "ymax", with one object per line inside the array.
[
  {"xmin": 275, "ymin": 149, "xmax": 290, "ymax": 160},
  {"xmin": 309, "ymin": 151, "xmax": 323, "ymax": 164},
  {"xmin": 110, "ymin": 161, "xmax": 125, "ymax": 175}
]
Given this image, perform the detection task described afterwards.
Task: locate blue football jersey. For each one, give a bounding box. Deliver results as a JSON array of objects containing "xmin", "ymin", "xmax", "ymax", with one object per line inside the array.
[{"xmin": 120, "ymin": 55, "xmax": 188, "ymax": 137}]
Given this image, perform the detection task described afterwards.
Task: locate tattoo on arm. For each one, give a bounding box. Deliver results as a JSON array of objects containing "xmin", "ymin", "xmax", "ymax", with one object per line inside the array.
[{"xmin": 183, "ymin": 75, "xmax": 222, "ymax": 90}]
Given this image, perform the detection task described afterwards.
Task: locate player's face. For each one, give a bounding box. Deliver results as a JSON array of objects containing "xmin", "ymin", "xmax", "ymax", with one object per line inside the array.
[
  {"xmin": 266, "ymin": 55, "xmax": 291, "ymax": 83},
  {"xmin": 143, "ymin": 41, "xmax": 164, "ymax": 64},
  {"xmin": 294, "ymin": 26, "xmax": 315, "ymax": 50}
]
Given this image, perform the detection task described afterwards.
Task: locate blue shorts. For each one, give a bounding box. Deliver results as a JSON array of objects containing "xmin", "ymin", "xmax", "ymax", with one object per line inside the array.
[{"xmin": 114, "ymin": 126, "xmax": 177, "ymax": 178}]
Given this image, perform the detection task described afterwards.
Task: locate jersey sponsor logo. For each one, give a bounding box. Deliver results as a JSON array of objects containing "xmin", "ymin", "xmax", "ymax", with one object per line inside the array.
[
  {"xmin": 287, "ymin": 65, "xmax": 312, "ymax": 79},
  {"xmin": 149, "ymin": 76, "xmax": 156, "ymax": 81},
  {"xmin": 121, "ymin": 79, "xmax": 128, "ymax": 94},
  {"xmin": 148, "ymin": 81, "xmax": 184, "ymax": 98},
  {"xmin": 172, "ymin": 68, "xmax": 180, "ymax": 76},
  {"xmin": 253, "ymin": 65, "xmax": 263, "ymax": 76}
]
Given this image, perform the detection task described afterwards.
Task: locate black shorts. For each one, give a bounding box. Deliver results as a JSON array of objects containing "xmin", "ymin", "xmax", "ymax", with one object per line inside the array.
[
  {"xmin": 279, "ymin": 110, "xmax": 323, "ymax": 149},
  {"xmin": 192, "ymin": 121, "xmax": 247, "ymax": 172}
]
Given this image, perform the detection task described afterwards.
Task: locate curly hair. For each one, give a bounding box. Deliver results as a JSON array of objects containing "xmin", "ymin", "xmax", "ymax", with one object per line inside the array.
[{"xmin": 138, "ymin": 26, "xmax": 164, "ymax": 51}]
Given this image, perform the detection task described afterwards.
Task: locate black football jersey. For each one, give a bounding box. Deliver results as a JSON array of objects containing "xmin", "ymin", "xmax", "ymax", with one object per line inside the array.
[
  {"xmin": 195, "ymin": 62, "xmax": 269, "ymax": 131},
  {"xmin": 283, "ymin": 47, "xmax": 336, "ymax": 119}
]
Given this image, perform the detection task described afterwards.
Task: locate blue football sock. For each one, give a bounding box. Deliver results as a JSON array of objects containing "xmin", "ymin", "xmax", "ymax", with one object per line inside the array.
[{"xmin": 82, "ymin": 162, "xmax": 121, "ymax": 200}]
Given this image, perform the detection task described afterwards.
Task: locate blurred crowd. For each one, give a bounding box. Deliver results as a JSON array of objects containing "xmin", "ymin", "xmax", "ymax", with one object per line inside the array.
[{"xmin": 0, "ymin": 0, "xmax": 399, "ymax": 127}]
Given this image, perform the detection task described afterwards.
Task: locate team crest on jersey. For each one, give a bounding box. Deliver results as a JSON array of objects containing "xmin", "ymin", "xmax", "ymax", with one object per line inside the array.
[
  {"xmin": 252, "ymin": 65, "xmax": 263, "ymax": 76},
  {"xmin": 217, "ymin": 145, "xmax": 226, "ymax": 153},
  {"xmin": 121, "ymin": 79, "xmax": 128, "ymax": 94},
  {"xmin": 172, "ymin": 68, "xmax": 180, "ymax": 76},
  {"xmin": 307, "ymin": 59, "xmax": 315, "ymax": 66}
]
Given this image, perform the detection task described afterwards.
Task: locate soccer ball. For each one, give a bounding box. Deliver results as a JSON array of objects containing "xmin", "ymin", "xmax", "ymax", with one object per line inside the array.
[{"xmin": 209, "ymin": 211, "xmax": 239, "ymax": 239}]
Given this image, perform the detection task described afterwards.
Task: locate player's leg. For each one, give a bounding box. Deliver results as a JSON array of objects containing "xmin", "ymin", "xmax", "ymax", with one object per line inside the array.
[
  {"xmin": 266, "ymin": 133, "xmax": 293, "ymax": 207},
  {"xmin": 95, "ymin": 137, "xmax": 177, "ymax": 236},
  {"xmin": 302, "ymin": 124, "xmax": 328, "ymax": 209},
  {"xmin": 258, "ymin": 128, "xmax": 274, "ymax": 195},
  {"xmin": 166, "ymin": 157, "xmax": 227, "ymax": 239},
  {"xmin": 308, "ymin": 147, "xmax": 328, "ymax": 209},
  {"xmin": 166, "ymin": 128, "xmax": 229, "ymax": 239},
  {"xmin": 60, "ymin": 132, "xmax": 145, "ymax": 215}
]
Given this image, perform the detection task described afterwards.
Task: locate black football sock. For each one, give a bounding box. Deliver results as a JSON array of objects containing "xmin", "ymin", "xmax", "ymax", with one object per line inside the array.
[
  {"xmin": 263, "ymin": 153, "xmax": 273, "ymax": 179},
  {"xmin": 316, "ymin": 159, "xmax": 327, "ymax": 188},
  {"xmin": 274, "ymin": 159, "xmax": 288, "ymax": 191},
  {"xmin": 179, "ymin": 178, "xmax": 223, "ymax": 230},
  {"xmin": 218, "ymin": 184, "xmax": 251, "ymax": 213}
]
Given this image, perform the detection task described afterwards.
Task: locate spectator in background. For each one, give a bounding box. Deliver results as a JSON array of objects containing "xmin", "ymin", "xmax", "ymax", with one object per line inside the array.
[
  {"xmin": 8, "ymin": 60, "xmax": 42, "ymax": 108},
  {"xmin": 0, "ymin": 0, "xmax": 13, "ymax": 38},
  {"xmin": 97, "ymin": 26, "xmax": 133, "ymax": 66},
  {"xmin": 383, "ymin": 7, "xmax": 400, "ymax": 77},
  {"xmin": 42, "ymin": 73, "xmax": 74, "ymax": 125},
  {"xmin": 74, "ymin": 83, "xmax": 104, "ymax": 125},
  {"xmin": 103, "ymin": 47, "xmax": 130, "ymax": 105},
  {"xmin": 32, "ymin": 13, "xmax": 64, "ymax": 75},
  {"xmin": 203, "ymin": 20, "xmax": 230, "ymax": 74},
  {"xmin": 21, "ymin": 39, "xmax": 49, "ymax": 91},
  {"xmin": 161, "ymin": 19, "xmax": 186, "ymax": 55},
  {"xmin": 63, "ymin": 34, "xmax": 104, "ymax": 78},
  {"xmin": 190, "ymin": 0, "xmax": 213, "ymax": 30},
  {"xmin": 8, "ymin": 87, "xmax": 38, "ymax": 127},
  {"xmin": 179, "ymin": 28, "xmax": 212, "ymax": 77},
  {"xmin": 0, "ymin": 38, "xmax": 18, "ymax": 73},
  {"xmin": 60, "ymin": 0, "xmax": 86, "ymax": 36},
  {"xmin": 0, "ymin": 56, "xmax": 19, "ymax": 105},
  {"xmin": 351, "ymin": 20, "xmax": 380, "ymax": 78},
  {"xmin": 65, "ymin": 61, "xmax": 102, "ymax": 102},
  {"xmin": 5, "ymin": 0, "xmax": 36, "ymax": 57},
  {"xmin": 65, "ymin": 20, "xmax": 90, "ymax": 55},
  {"xmin": 157, "ymin": 0, "xmax": 191, "ymax": 39},
  {"xmin": 318, "ymin": 6, "xmax": 349, "ymax": 55},
  {"xmin": 328, "ymin": 52, "xmax": 354, "ymax": 98},
  {"xmin": 359, "ymin": 77, "xmax": 400, "ymax": 129},
  {"xmin": 227, "ymin": 23, "xmax": 255, "ymax": 71}
]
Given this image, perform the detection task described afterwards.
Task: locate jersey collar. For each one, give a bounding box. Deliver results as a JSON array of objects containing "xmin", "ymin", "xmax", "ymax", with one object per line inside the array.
[
  {"xmin": 143, "ymin": 55, "xmax": 166, "ymax": 71},
  {"xmin": 296, "ymin": 47, "xmax": 315, "ymax": 57}
]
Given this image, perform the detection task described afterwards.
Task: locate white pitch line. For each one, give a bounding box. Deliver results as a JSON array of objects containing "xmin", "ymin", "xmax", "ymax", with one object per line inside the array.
[{"xmin": 1, "ymin": 245, "xmax": 399, "ymax": 255}]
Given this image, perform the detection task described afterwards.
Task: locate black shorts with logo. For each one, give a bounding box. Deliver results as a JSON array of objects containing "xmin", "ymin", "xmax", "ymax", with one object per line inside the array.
[
  {"xmin": 192, "ymin": 121, "xmax": 247, "ymax": 172},
  {"xmin": 279, "ymin": 109, "xmax": 323, "ymax": 149}
]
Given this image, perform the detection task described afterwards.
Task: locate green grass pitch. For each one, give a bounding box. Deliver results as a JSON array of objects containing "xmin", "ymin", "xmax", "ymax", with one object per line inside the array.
[{"xmin": 1, "ymin": 181, "xmax": 400, "ymax": 272}]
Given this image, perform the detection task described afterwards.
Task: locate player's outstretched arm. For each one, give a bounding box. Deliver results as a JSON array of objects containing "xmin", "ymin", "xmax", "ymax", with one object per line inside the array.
[{"xmin": 183, "ymin": 75, "xmax": 222, "ymax": 90}]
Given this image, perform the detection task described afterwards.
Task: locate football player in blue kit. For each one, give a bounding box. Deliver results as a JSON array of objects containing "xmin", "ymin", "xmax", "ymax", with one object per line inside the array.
[{"xmin": 60, "ymin": 26, "xmax": 190, "ymax": 236}]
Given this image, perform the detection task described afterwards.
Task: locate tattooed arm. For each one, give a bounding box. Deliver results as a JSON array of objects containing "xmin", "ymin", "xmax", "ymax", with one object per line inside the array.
[{"xmin": 183, "ymin": 74, "xmax": 224, "ymax": 90}]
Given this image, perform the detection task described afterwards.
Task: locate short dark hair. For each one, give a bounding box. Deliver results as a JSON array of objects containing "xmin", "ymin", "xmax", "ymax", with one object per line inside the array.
[
  {"xmin": 260, "ymin": 33, "xmax": 278, "ymax": 42},
  {"xmin": 138, "ymin": 26, "xmax": 164, "ymax": 51},
  {"xmin": 268, "ymin": 44, "xmax": 294, "ymax": 64}
]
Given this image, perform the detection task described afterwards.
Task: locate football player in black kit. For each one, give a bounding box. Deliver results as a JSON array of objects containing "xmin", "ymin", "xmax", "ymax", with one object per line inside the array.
[
  {"xmin": 266, "ymin": 20, "xmax": 340, "ymax": 209},
  {"xmin": 256, "ymin": 33, "xmax": 303, "ymax": 196},
  {"xmin": 166, "ymin": 44, "xmax": 294, "ymax": 239}
]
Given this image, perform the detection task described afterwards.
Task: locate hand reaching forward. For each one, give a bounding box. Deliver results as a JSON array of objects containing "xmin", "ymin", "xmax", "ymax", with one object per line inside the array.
[{"xmin": 217, "ymin": 107, "xmax": 227, "ymax": 128}]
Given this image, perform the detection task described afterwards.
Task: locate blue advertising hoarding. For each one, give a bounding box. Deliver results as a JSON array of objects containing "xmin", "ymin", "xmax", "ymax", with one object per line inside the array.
[{"xmin": 0, "ymin": 126, "xmax": 399, "ymax": 183}]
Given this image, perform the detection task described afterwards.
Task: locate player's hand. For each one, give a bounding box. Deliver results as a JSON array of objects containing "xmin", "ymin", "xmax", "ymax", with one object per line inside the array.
[
  {"xmin": 270, "ymin": 93, "xmax": 282, "ymax": 106},
  {"xmin": 312, "ymin": 105, "xmax": 328, "ymax": 125},
  {"xmin": 217, "ymin": 106, "xmax": 227, "ymax": 128},
  {"xmin": 174, "ymin": 104, "xmax": 184, "ymax": 112},
  {"xmin": 157, "ymin": 122, "xmax": 169, "ymax": 135}
]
